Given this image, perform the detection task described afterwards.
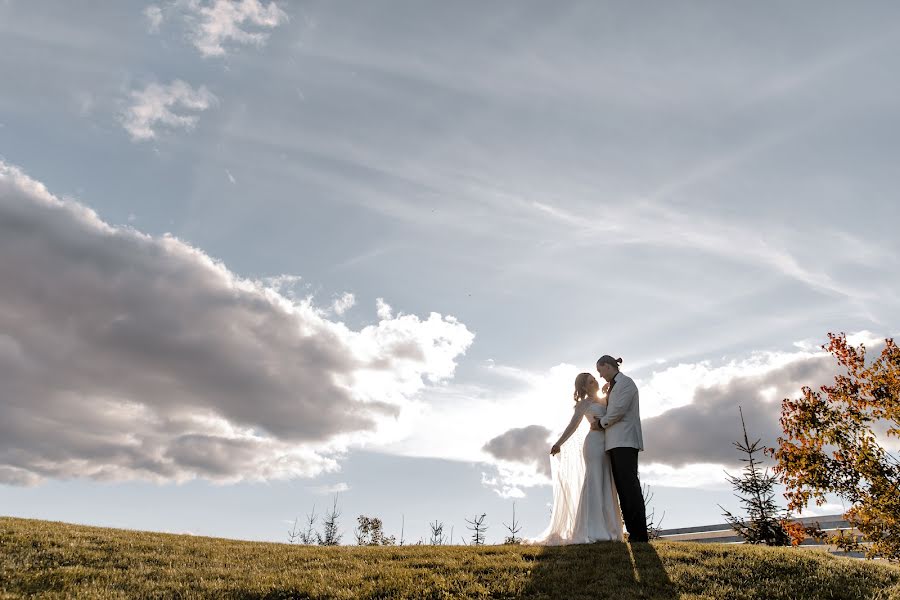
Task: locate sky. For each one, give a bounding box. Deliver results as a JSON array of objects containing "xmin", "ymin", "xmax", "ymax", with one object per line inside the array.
[{"xmin": 1, "ymin": 1, "xmax": 899, "ymax": 544}]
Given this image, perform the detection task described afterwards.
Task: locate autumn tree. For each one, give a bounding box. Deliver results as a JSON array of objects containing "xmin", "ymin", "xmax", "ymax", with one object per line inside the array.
[
  {"xmin": 355, "ymin": 515, "xmax": 396, "ymax": 546},
  {"xmin": 772, "ymin": 333, "xmax": 900, "ymax": 561}
]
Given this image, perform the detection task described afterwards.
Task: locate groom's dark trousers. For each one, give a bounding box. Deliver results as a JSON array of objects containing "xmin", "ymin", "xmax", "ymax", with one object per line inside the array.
[{"xmin": 608, "ymin": 447, "xmax": 649, "ymax": 542}]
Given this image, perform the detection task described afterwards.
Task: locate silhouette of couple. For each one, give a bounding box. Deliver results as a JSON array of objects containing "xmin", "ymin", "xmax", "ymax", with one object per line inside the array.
[{"xmin": 537, "ymin": 355, "xmax": 647, "ymax": 544}]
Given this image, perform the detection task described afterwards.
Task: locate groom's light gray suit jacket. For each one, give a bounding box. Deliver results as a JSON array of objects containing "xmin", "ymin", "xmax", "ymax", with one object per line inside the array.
[{"xmin": 599, "ymin": 372, "xmax": 644, "ymax": 451}]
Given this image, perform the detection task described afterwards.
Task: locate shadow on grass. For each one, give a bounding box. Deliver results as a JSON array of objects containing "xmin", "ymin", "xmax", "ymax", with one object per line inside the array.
[{"xmin": 523, "ymin": 541, "xmax": 677, "ymax": 600}]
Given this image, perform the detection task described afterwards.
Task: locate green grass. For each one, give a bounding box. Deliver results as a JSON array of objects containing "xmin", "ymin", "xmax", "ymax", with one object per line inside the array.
[{"xmin": 2, "ymin": 517, "xmax": 899, "ymax": 599}]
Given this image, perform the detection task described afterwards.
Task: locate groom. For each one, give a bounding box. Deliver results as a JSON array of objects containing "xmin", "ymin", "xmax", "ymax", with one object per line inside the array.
[{"xmin": 595, "ymin": 355, "xmax": 648, "ymax": 542}]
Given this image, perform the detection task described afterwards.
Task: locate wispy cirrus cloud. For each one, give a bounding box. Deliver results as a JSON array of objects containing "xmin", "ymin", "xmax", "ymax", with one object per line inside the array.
[
  {"xmin": 120, "ymin": 79, "xmax": 217, "ymax": 141},
  {"xmin": 222, "ymin": 105, "xmax": 898, "ymax": 314}
]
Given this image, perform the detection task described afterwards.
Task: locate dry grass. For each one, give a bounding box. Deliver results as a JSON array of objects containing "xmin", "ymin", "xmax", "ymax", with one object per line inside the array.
[{"xmin": 2, "ymin": 516, "xmax": 899, "ymax": 599}]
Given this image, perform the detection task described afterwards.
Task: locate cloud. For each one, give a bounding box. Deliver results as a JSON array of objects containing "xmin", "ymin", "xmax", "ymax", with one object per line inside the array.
[
  {"xmin": 331, "ymin": 292, "xmax": 355, "ymax": 316},
  {"xmin": 470, "ymin": 343, "xmax": 861, "ymax": 494},
  {"xmin": 482, "ymin": 425, "xmax": 552, "ymax": 477},
  {"xmin": 236, "ymin": 117, "xmax": 893, "ymax": 309},
  {"xmin": 375, "ymin": 298, "xmax": 392, "ymax": 320},
  {"xmin": 481, "ymin": 425, "xmax": 553, "ymax": 498},
  {"xmin": 189, "ymin": 0, "xmax": 287, "ymax": 57},
  {"xmin": 641, "ymin": 355, "xmax": 838, "ymax": 468},
  {"xmin": 0, "ymin": 161, "xmax": 473, "ymax": 485},
  {"xmin": 120, "ymin": 80, "xmax": 217, "ymax": 141},
  {"xmin": 378, "ymin": 363, "xmax": 581, "ymax": 465},
  {"xmin": 144, "ymin": 5, "xmax": 164, "ymax": 33},
  {"xmin": 0, "ymin": 466, "xmax": 42, "ymax": 487},
  {"xmin": 310, "ymin": 482, "xmax": 350, "ymax": 494},
  {"xmin": 475, "ymin": 334, "xmax": 899, "ymax": 495},
  {"xmin": 798, "ymin": 501, "xmax": 848, "ymax": 517},
  {"xmin": 480, "ymin": 471, "xmax": 526, "ymax": 499},
  {"xmin": 260, "ymin": 274, "xmax": 304, "ymax": 298},
  {"xmin": 152, "ymin": 0, "xmax": 288, "ymax": 57},
  {"xmin": 637, "ymin": 346, "xmax": 830, "ymax": 418}
]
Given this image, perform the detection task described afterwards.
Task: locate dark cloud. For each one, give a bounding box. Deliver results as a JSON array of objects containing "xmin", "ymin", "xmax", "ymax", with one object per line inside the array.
[
  {"xmin": 0, "ymin": 163, "xmax": 473, "ymax": 485},
  {"xmin": 642, "ymin": 356, "xmax": 839, "ymax": 467},
  {"xmin": 482, "ymin": 425, "xmax": 553, "ymax": 477}
]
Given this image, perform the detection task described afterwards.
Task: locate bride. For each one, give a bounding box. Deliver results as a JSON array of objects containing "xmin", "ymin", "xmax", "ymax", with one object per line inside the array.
[{"xmin": 532, "ymin": 372, "xmax": 623, "ymax": 544}]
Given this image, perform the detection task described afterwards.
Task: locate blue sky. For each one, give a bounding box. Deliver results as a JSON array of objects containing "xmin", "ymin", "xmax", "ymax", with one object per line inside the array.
[{"xmin": 1, "ymin": 1, "xmax": 898, "ymax": 544}]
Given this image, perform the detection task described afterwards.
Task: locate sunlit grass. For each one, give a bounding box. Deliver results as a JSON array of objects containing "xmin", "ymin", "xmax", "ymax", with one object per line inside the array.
[{"xmin": 2, "ymin": 516, "xmax": 899, "ymax": 599}]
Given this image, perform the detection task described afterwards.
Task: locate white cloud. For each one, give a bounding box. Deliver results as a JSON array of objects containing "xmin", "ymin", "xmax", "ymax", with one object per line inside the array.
[
  {"xmin": 120, "ymin": 80, "xmax": 217, "ymax": 142},
  {"xmin": 377, "ymin": 362, "xmax": 585, "ymax": 493},
  {"xmin": 639, "ymin": 463, "xmax": 736, "ymax": 489},
  {"xmin": 144, "ymin": 5, "xmax": 164, "ymax": 33},
  {"xmin": 225, "ymin": 168, "xmax": 236, "ymax": 184},
  {"xmin": 154, "ymin": 0, "xmax": 288, "ymax": 57},
  {"xmin": 311, "ymin": 482, "xmax": 350, "ymax": 494},
  {"xmin": 189, "ymin": 0, "xmax": 287, "ymax": 57},
  {"xmin": 637, "ymin": 346, "xmax": 829, "ymax": 419},
  {"xmin": 383, "ymin": 335, "xmax": 886, "ymax": 496},
  {"xmin": 845, "ymin": 330, "xmax": 884, "ymax": 347},
  {"xmin": 0, "ymin": 466, "xmax": 42, "ymax": 487},
  {"xmin": 796, "ymin": 502, "xmax": 848, "ymax": 518},
  {"xmin": 0, "ymin": 161, "xmax": 473, "ymax": 486},
  {"xmin": 375, "ymin": 298, "xmax": 392, "ymax": 320},
  {"xmin": 331, "ymin": 292, "xmax": 355, "ymax": 316},
  {"xmin": 260, "ymin": 273, "xmax": 303, "ymax": 297},
  {"xmin": 480, "ymin": 471, "xmax": 526, "ymax": 499}
]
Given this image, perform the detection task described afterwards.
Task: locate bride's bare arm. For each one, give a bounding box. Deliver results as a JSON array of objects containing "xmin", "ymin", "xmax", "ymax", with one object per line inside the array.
[{"xmin": 550, "ymin": 403, "xmax": 586, "ymax": 454}]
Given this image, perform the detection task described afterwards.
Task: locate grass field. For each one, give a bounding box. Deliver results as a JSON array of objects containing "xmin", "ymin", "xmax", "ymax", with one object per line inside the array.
[{"xmin": 2, "ymin": 516, "xmax": 899, "ymax": 599}]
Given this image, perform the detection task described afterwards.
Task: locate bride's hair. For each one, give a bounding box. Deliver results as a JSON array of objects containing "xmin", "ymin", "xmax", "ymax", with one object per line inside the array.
[{"xmin": 573, "ymin": 372, "xmax": 596, "ymax": 403}]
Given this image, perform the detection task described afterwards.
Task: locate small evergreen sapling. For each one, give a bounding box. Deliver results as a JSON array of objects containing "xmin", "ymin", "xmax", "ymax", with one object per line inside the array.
[
  {"xmin": 503, "ymin": 503, "xmax": 523, "ymax": 545},
  {"xmin": 465, "ymin": 513, "xmax": 488, "ymax": 546},
  {"xmin": 719, "ymin": 407, "xmax": 791, "ymax": 546},
  {"xmin": 317, "ymin": 495, "xmax": 343, "ymax": 546},
  {"xmin": 429, "ymin": 520, "xmax": 446, "ymax": 545}
]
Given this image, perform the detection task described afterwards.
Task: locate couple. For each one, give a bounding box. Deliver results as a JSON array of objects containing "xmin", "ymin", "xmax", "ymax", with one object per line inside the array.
[{"xmin": 536, "ymin": 355, "xmax": 647, "ymax": 545}]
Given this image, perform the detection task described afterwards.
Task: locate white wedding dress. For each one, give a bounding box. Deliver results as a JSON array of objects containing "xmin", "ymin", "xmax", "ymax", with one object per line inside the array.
[{"xmin": 532, "ymin": 400, "xmax": 624, "ymax": 544}]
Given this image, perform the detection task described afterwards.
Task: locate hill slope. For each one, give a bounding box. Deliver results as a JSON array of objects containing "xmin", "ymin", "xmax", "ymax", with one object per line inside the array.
[{"xmin": 2, "ymin": 516, "xmax": 899, "ymax": 599}]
